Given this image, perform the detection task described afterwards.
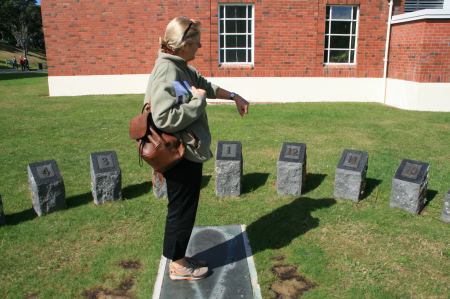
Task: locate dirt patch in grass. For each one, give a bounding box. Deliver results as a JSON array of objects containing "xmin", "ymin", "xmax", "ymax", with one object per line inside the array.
[
  {"xmin": 270, "ymin": 264, "xmax": 316, "ymax": 299},
  {"xmin": 82, "ymin": 276, "xmax": 135, "ymax": 299},
  {"xmin": 119, "ymin": 260, "xmax": 142, "ymax": 270},
  {"xmin": 25, "ymin": 292, "xmax": 39, "ymax": 299}
]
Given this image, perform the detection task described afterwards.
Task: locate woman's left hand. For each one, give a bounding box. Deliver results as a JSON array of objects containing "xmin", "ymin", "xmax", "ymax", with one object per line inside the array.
[{"xmin": 234, "ymin": 94, "xmax": 249, "ymax": 116}]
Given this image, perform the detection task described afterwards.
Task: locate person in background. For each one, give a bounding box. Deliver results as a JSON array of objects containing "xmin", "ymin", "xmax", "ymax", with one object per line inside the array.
[
  {"xmin": 19, "ymin": 56, "xmax": 25, "ymax": 71},
  {"xmin": 144, "ymin": 16, "xmax": 249, "ymax": 281},
  {"xmin": 12, "ymin": 57, "xmax": 18, "ymax": 69}
]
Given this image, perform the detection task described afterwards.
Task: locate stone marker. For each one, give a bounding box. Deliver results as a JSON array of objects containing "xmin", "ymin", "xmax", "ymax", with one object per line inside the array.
[
  {"xmin": 153, "ymin": 225, "xmax": 262, "ymax": 299},
  {"xmin": 0, "ymin": 194, "xmax": 6, "ymax": 225},
  {"xmin": 441, "ymin": 190, "xmax": 450, "ymax": 223},
  {"xmin": 334, "ymin": 149, "xmax": 368, "ymax": 201},
  {"xmin": 90, "ymin": 151, "xmax": 122, "ymax": 204},
  {"xmin": 152, "ymin": 171, "xmax": 167, "ymax": 199},
  {"xmin": 215, "ymin": 141, "xmax": 243, "ymax": 197},
  {"xmin": 390, "ymin": 159, "xmax": 429, "ymax": 214},
  {"xmin": 277, "ymin": 142, "xmax": 307, "ymax": 196},
  {"xmin": 27, "ymin": 160, "xmax": 66, "ymax": 216}
]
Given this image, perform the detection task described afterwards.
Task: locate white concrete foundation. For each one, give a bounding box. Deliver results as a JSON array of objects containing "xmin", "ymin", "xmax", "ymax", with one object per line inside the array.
[{"xmin": 47, "ymin": 75, "xmax": 450, "ymax": 112}]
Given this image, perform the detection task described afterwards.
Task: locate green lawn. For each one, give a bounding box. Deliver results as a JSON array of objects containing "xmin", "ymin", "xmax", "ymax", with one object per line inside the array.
[{"xmin": 0, "ymin": 73, "xmax": 449, "ymax": 299}]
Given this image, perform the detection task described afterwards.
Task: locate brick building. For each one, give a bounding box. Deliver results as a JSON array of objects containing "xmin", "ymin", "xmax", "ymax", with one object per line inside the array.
[{"xmin": 41, "ymin": 0, "xmax": 450, "ymax": 111}]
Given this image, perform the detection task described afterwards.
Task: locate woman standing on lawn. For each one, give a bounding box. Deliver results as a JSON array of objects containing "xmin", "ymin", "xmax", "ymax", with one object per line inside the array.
[{"xmin": 144, "ymin": 16, "xmax": 249, "ymax": 281}]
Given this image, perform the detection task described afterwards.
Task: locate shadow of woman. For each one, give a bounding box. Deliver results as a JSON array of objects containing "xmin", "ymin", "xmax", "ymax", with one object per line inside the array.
[
  {"xmin": 192, "ymin": 197, "xmax": 336, "ymax": 270},
  {"xmin": 246, "ymin": 197, "xmax": 336, "ymax": 253}
]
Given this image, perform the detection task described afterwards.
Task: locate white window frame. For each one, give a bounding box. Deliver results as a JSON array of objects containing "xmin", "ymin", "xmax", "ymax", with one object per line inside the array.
[
  {"xmin": 405, "ymin": 0, "xmax": 444, "ymax": 12},
  {"xmin": 324, "ymin": 5, "xmax": 359, "ymax": 65},
  {"xmin": 218, "ymin": 4, "xmax": 254, "ymax": 65}
]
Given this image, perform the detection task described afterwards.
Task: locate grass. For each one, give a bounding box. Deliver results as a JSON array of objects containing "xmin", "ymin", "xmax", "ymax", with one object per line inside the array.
[
  {"xmin": 0, "ymin": 42, "xmax": 46, "ymax": 70},
  {"xmin": 0, "ymin": 73, "xmax": 449, "ymax": 298}
]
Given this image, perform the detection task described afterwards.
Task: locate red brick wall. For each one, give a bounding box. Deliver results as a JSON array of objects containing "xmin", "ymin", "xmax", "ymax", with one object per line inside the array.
[
  {"xmin": 42, "ymin": 0, "xmax": 389, "ymax": 78},
  {"xmin": 388, "ymin": 20, "xmax": 450, "ymax": 83}
]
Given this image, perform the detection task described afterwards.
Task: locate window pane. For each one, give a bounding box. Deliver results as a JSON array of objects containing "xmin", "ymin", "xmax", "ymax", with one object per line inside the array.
[
  {"xmin": 352, "ymin": 7, "xmax": 357, "ymax": 20},
  {"xmin": 226, "ymin": 6, "xmax": 246, "ymax": 18},
  {"xmin": 326, "ymin": 6, "xmax": 330, "ymax": 19},
  {"xmin": 220, "ymin": 50, "xmax": 224, "ymax": 63},
  {"xmin": 330, "ymin": 36, "xmax": 350, "ymax": 49},
  {"xmin": 325, "ymin": 20, "xmax": 329, "ymax": 34},
  {"xmin": 248, "ymin": 6, "xmax": 252, "ymax": 18},
  {"xmin": 352, "ymin": 21, "xmax": 357, "ymax": 34},
  {"xmin": 330, "ymin": 21, "xmax": 351, "ymax": 34},
  {"xmin": 323, "ymin": 50, "xmax": 329, "ymax": 63},
  {"xmin": 324, "ymin": 36, "xmax": 329, "ymax": 48},
  {"xmin": 248, "ymin": 50, "xmax": 252, "ymax": 62},
  {"xmin": 351, "ymin": 36, "xmax": 355, "ymax": 49},
  {"xmin": 220, "ymin": 6, "xmax": 224, "ymax": 18},
  {"xmin": 220, "ymin": 35, "xmax": 224, "ymax": 48},
  {"xmin": 331, "ymin": 6, "xmax": 352, "ymax": 19},
  {"xmin": 329, "ymin": 50, "xmax": 349, "ymax": 63},
  {"xmin": 237, "ymin": 50, "xmax": 246, "ymax": 62},
  {"xmin": 248, "ymin": 35, "xmax": 252, "ymax": 47},
  {"xmin": 226, "ymin": 35, "xmax": 246, "ymax": 48},
  {"xmin": 220, "ymin": 21, "xmax": 224, "ymax": 33},
  {"xmin": 350, "ymin": 50, "xmax": 355, "ymax": 63},
  {"xmin": 225, "ymin": 20, "xmax": 246, "ymax": 33},
  {"xmin": 226, "ymin": 49, "xmax": 246, "ymax": 62},
  {"xmin": 248, "ymin": 21, "xmax": 252, "ymax": 33}
]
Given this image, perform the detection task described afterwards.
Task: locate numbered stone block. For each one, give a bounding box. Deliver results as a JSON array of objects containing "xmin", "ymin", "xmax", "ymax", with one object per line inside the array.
[
  {"xmin": 441, "ymin": 190, "xmax": 450, "ymax": 223},
  {"xmin": 152, "ymin": 171, "xmax": 167, "ymax": 199},
  {"xmin": 334, "ymin": 149, "xmax": 368, "ymax": 201},
  {"xmin": 277, "ymin": 142, "xmax": 307, "ymax": 196},
  {"xmin": 0, "ymin": 195, "xmax": 6, "ymax": 225},
  {"xmin": 215, "ymin": 141, "xmax": 243, "ymax": 197},
  {"xmin": 27, "ymin": 160, "xmax": 66, "ymax": 216},
  {"xmin": 90, "ymin": 151, "xmax": 122, "ymax": 205},
  {"xmin": 390, "ymin": 159, "xmax": 429, "ymax": 214}
]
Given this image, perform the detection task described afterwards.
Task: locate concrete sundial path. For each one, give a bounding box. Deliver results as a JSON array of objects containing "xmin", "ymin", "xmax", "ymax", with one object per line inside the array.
[{"xmin": 153, "ymin": 225, "xmax": 262, "ymax": 299}]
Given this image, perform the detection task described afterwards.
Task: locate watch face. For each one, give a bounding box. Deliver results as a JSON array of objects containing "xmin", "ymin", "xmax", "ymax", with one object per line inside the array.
[{"xmin": 230, "ymin": 92, "xmax": 236, "ymax": 99}]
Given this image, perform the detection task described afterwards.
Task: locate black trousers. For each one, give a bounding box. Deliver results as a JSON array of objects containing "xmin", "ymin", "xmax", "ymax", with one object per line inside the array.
[{"xmin": 162, "ymin": 159, "xmax": 203, "ymax": 261}]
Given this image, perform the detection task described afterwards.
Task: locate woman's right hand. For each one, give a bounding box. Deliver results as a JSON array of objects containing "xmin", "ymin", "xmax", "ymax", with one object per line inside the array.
[{"xmin": 191, "ymin": 86, "xmax": 206, "ymax": 100}]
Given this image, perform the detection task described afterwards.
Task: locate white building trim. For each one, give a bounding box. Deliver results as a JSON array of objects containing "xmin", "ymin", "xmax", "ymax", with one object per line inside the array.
[
  {"xmin": 47, "ymin": 75, "xmax": 450, "ymax": 112},
  {"xmin": 391, "ymin": 7, "xmax": 450, "ymax": 24},
  {"xmin": 48, "ymin": 74, "xmax": 149, "ymax": 96}
]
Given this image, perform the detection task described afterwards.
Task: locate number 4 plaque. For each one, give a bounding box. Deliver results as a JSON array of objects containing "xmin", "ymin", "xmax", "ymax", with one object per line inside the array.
[{"xmin": 27, "ymin": 160, "xmax": 66, "ymax": 216}]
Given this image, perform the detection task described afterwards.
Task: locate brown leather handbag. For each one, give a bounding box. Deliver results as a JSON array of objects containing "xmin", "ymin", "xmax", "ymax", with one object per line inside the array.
[{"xmin": 129, "ymin": 103, "xmax": 185, "ymax": 173}]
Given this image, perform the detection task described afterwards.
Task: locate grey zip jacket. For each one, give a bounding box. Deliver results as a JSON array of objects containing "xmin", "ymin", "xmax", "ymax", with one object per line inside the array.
[{"xmin": 144, "ymin": 52, "xmax": 219, "ymax": 163}]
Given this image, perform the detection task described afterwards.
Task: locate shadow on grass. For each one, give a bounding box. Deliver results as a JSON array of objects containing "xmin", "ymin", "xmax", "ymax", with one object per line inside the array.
[
  {"xmin": 246, "ymin": 197, "xmax": 336, "ymax": 253},
  {"xmin": 0, "ymin": 72, "xmax": 47, "ymax": 80},
  {"xmin": 192, "ymin": 197, "xmax": 336, "ymax": 269},
  {"xmin": 362, "ymin": 178, "xmax": 383, "ymax": 199},
  {"xmin": 5, "ymin": 208, "xmax": 36, "ymax": 225},
  {"xmin": 303, "ymin": 173, "xmax": 327, "ymax": 194},
  {"xmin": 123, "ymin": 181, "xmax": 151, "ymax": 200},
  {"xmin": 423, "ymin": 189, "xmax": 438, "ymax": 211},
  {"xmin": 201, "ymin": 175, "xmax": 212, "ymax": 189},
  {"xmin": 242, "ymin": 172, "xmax": 270, "ymax": 194},
  {"xmin": 67, "ymin": 191, "xmax": 92, "ymax": 208}
]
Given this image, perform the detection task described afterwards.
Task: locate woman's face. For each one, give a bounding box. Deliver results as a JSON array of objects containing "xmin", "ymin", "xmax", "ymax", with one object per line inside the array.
[{"xmin": 179, "ymin": 33, "xmax": 202, "ymax": 62}]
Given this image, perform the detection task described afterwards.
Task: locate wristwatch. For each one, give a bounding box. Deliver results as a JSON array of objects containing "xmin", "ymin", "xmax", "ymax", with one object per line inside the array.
[{"xmin": 229, "ymin": 92, "xmax": 236, "ymax": 100}]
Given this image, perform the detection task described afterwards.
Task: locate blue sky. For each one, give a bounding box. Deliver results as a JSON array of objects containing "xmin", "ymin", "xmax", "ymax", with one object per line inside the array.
[{"xmin": 36, "ymin": 0, "xmax": 41, "ymax": 4}]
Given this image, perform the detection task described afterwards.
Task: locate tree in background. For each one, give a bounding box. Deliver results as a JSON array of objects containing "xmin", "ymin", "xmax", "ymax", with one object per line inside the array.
[{"xmin": 0, "ymin": 0, "xmax": 44, "ymax": 58}]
